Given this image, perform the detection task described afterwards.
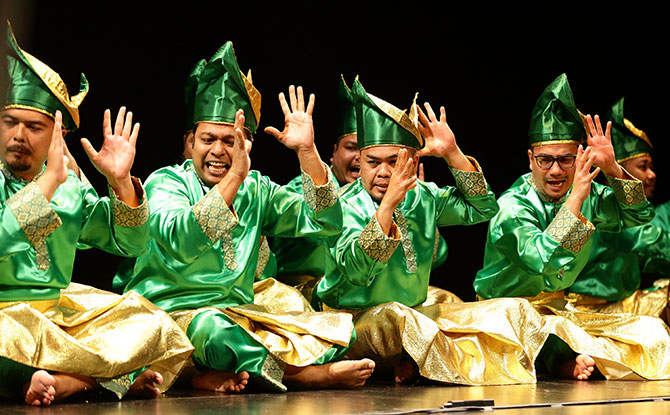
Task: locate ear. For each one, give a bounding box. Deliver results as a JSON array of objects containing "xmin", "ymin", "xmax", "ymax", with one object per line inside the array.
[{"xmin": 527, "ymin": 149, "xmax": 534, "ymax": 170}]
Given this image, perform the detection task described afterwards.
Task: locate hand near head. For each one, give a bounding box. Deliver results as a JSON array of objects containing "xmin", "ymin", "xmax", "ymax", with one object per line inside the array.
[
  {"xmin": 418, "ymin": 162, "xmax": 425, "ymax": 181},
  {"xmin": 228, "ymin": 109, "xmax": 252, "ymax": 181},
  {"xmin": 585, "ymin": 114, "xmax": 622, "ymax": 178},
  {"xmin": 264, "ymin": 85, "xmax": 315, "ymax": 152},
  {"xmin": 381, "ymin": 149, "xmax": 418, "ymax": 210},
  {"xmin": 36, "ymin": 110, "xmax": 69, "ymax": 201},
  {"xmin": 565, "ymin": 145, "xmax": 600, "ymax": 216},
  {"xmin": 416, "ymin": 102, "xmax": 475, "ymax": 172},
  {"xmin": 81, "ymin": 107, "xmax": 140, "ymax": 206}
]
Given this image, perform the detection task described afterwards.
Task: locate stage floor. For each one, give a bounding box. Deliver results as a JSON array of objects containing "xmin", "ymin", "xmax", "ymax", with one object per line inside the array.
[{"xmin": 3, "ymin": 379, "xmax": 670, "ymax": 414}]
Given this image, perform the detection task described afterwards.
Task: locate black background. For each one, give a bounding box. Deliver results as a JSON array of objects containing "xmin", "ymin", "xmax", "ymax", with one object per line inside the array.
[{"xmin": 3, "ymin": 2, "xmax": 668, "ymax": 300}]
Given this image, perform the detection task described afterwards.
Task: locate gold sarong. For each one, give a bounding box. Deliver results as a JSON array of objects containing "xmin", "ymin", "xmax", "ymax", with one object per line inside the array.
[{"xmin": 0, "ymin": 283, "xmax": 194, "ymax": 397}]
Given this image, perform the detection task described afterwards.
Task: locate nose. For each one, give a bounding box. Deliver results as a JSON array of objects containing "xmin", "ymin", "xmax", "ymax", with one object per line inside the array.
[
  {"xmin": 648, "ymin": 168, "xmax": 657, "ymax": 182},
  {"xmin": 548, "ymin": 160, "xmax": 563, "ymax": 175},
  {"xmin": 210, "ymin": 139, "xmax": 225, "ymax": 155},
  {"xmin": 14, "ymin": 123, "xmax": 26, "ymax": 142},
  {"xmin": 379, "ymin": 162, "xmax": 392, "ymax": 177}
]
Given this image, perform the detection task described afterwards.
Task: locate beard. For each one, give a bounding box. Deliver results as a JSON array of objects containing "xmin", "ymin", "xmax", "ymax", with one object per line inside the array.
[{"xmin": 3, "ymin": 145, "xmax": 33, "ymax": 172}]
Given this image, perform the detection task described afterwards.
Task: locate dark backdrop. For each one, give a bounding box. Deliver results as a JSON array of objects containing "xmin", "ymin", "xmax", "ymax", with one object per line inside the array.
[{"xmin": 3, "ymin": 2, "xmax": 669, "ymax": 300}]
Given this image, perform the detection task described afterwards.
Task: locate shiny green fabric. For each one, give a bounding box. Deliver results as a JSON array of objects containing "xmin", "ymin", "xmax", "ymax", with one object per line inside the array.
[
  {"xmin": 1, "ymin": 167, "xmax": 149, "ymax": 302},
  {"xmin": 114, "ymin": 160, "xmax": 342, "ymax": 312},
  {"xmin": 336, "ymin": 76, "xmax": 356, "ymax": 138},
  {"xmin": 194, "ymin": 42, "xmax": 259, "ymax": 133},
  {"xmin": 317, "ymin": 179, "xmax": 498, "ymax": 310},
  {"xmin": 642, "ymin": 201, "xmax": 670, "ymax": 276},
  {"xmin": 352, "ymin": 78, "xmax": 422, "ymax": 150},
  {"xmin": 610, "ymin": 97, "xmax": 652, "ymax": 162},
  {"xmin": 528, "ymin": 73, "xmax": 584, "ymax": 146},
  {"xmin": 186, "ymin": 309, "xmax": 350, "ymax": 376},
  {"xmin": 184, "ymin": 59, "xmax": 206, "ymax": 132},
  {"xmin": 273, "ymin": 173, "xmax": 448, "ymax": 279},
  {"xmin": 4, "ymin": 27, "xmax": 88, "ymax": 131},
  {"xmin": 573, "ymin": 202, "xmax": 670, "ymax": 301},
  {"xmin": 474, "ymin": 173, "xmax": 655, "ymax": 299}
]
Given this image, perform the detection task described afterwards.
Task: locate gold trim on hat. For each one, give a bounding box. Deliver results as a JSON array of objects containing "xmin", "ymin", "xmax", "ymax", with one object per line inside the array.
[
  {"xmin": 240, "ymin": 69, "xmax": 261, "ymax": 127},
  {"xmin": 616, "ymin": 152, "xmax": 652, "ymax": 164},
  {"xmin": 368, "ymin": 92, "xmax": 422, "ymax": 146},
  {"xmin": 530, "ymin": 139, "xmax": 581, "ymax": 148},
  {"xmin": 624, "ymin": 118, "xmax": 653, "ymax": 148}
]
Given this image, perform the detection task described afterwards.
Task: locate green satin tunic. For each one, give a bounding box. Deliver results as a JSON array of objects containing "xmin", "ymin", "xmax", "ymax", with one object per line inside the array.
[
  {"xmin": 1, "ymin": 164, "xmax": 149, "ymax": 302},
  {"xmin": 572, "ymin": 200, "xmax": 670, "ymax": 301},
  {"xmin": 114, "ymin": 160, "xmax": 342, "ymax": 312},
  {"xmin": 643, "ymin": 201, "xmax": 670, "ymax": 276},
  {"xmin": 474, "ymin": 173, "xmax": 655, "ymax": 299},
  {"xmin": 316, "ymin": 178, "xmax": 498, "ymax": 310}
]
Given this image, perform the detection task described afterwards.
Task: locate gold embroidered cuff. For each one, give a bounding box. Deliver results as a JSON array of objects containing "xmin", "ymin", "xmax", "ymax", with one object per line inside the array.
[
  {"xmin": 255, "ymin": 237, "xmax": 271, "ymax": 279},
  {"xmin": 110, "ymin": 177, "xmax": 149, "ymax": 227},
  {"xmin": 607, "ymin": 166, "xmax": 646, "ymax": 206},
  {"xmin": 449, "ymin": 156, "xmax": 488, "ymax": 197},
  {"xmin": 301, "ymin": 163, "xmax": 338, "ymax": 212},
  {"xmin": 546, "ymin": 205, "xmax": 595, "ymax": 253},
  {"xmin": 192, "ymin": 187, "xmax": 239, "ymax": 243},
  {"xmin": 6, "ymin": 182, "xmax": 62, "ymax": 270},
  {"xmin": 358, "ymin": 215, "xmax": 401, "ymax": 263}
]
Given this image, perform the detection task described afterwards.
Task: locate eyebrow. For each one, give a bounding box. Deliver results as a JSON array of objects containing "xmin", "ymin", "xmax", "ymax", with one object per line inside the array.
[
  {"xmin": 365, "ymin": 154, "xmax": 398, "ymax": 161},
  {"xmin": 535, "ymin": 153, "xmax": 576, "ymax": 157},
  {"xmin": 1, "ymin": 115, "xmax": 48, "ymax": 127},
  {"xmin": 199, "ymin": 132, "xmax": 235, "ymax": 140}
]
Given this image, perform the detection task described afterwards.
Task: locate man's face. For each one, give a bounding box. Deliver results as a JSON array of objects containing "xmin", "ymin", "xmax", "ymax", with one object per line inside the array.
[
  {"xmin": 527, "ymin": 143, "xmax": 579, "ymax": 200},
  {"xmin": 182, "ymin": 130, "xmax": 194, "ymax": 159},
  {"xmin": 0, "ymin": 108, "xmax": 54, "ymax": 180},
  {"xmin": 360, "ymin": 145, "xmax": 415, "ymax": 203},
  {"xmin": 621, "ymin": 155, "xmax": 656, "ymax": 199},
  {"xmin": 192, "ymin": 122, "xmax": 249, "ymax": 187},
  {"xmin": 330, "ymin": 133, "xmax": 360, "ymax": 185}
]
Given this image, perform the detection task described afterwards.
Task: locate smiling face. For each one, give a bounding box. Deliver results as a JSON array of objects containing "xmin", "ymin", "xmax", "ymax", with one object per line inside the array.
[
  {"xmin": 360, "ymin": 145, "xmax": 415, "ymax": 203},
  {"xmin": 528, "ymin": 143, "xmax": 579, "ymax": 200},
  {"xmin": 330, "ymin": 133, "xmax": 360, "ymax": 185},
  {"xmin": 192, "ymin": 121, "xmax": 250, "ymax": 187},
  {"xmin": 621, "ymin": 155, "xmax": 656, "ymax": 199},
  {"xmin": 0, "ymin": 108, "xmax": 55, "ymax": 181}
]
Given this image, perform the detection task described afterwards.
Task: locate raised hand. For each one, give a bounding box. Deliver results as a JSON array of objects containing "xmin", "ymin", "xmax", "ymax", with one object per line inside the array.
[
  {"xmin": 416, "ymin": 102, "xmax": 475, "ymax": 172},
  {"xmin": 228, "ymin": 109, "xmax": 252, "ymax": 181},
  {"xmin": 264, "ymin": 85, "xmax": 315, "ymax": 152},
  {"xmin": 585, "ymin": 114, "xmax": 622, "ymax": 178},
  {"xmin": 565, "ymin": 145, "xmax": 600, "ymax": 217},
  {"xmin": 418, "ymin": 162, "xmax": 425, "ymax": 181},
  {"xmin": 81, "ymin": 107, "xmax": 140, "ymax": 206},
  {"xmin": 382, "ymin": 149, "xmax": 418, "ymax": 209},
  {"xmin": 36, "ymin": 111, "xmax": 69, "ymax": 201}
]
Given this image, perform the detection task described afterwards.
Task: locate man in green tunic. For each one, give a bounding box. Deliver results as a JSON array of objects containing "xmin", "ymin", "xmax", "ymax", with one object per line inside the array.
[
  {"xmin": 474, "ymin": 74, "xmax": 669, "ymax": 381},
  {"xmin": 573, "ymin": 98, "xmax": 670, "ymax": 316},
  {"xmin": 0, "ymin": 24, "xmax": 193, "ymax": 405},
  {"xmin": 115, "ymin": 42, "xmax": 374, "ymax": 393},
  {"xmin": 313, "ymin": 78, "xmax": 551, "ymax": 386}
]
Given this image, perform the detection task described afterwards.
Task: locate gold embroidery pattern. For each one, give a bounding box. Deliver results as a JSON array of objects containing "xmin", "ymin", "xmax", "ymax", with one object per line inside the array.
[
  {"xmin": 450, "ymin": 157, "xmax": 488, "ymax": 196},
  {"xmin": 6, "ymin": 182, "xmax": 62, "ymax": 270},
  {"xmin": 259, "ymin": 353, "xmax": 287, "ymax": 392},
  {"xmin": 358, "ymin": 215, "xmax": 400, "ymax": 263},
  {"xmin": 192, "ymin": 188, "xmax": 239, "ymax": 270},
  {"xmin": 608, "ymin": 170, "xmax": 646, "ymax": 206},
  {"xmin": 97, "ymin": 373, "xmax": 132, "ymax": 399},
  {"xmin": 110, "ymin": 178, "xmax": 149, "ymax": 227},
  {"xmin": 394, "ymin": 209, "xmax": 417, "ymax": 273},
  {"xmin": 255, "ymin": 237, "xmax": 271, "ymax": 279},
  {"xmin": 546, "ymin": 205, "xmax": 594, "ymax": 253},
  {"xmin": 432, "ymin": 230, "xmax": 440, "ymax": 263},
  {"xmin": 301, "ymin": 164, "xmax": 337, "ymax": 212}
]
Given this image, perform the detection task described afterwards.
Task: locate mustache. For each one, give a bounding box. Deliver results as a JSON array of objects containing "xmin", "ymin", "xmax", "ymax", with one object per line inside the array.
[{"xmin": 6, "ymin": 144, "xmax": 31, "ymax": 155}]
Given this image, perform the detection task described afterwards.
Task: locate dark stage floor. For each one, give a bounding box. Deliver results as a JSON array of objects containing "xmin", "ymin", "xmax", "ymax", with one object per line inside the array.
[{"xmin": 3, "ymin": 380, "xmax": 670, "ymax": 415}]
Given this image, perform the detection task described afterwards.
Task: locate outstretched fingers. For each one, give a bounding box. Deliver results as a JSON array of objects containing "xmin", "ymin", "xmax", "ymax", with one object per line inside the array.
[
  {"xmin": 424, "ymin": 102, "xmax": 437, "ymax": 122},
  {"xmin": 289, "ymin": 85, "xmax": 298, "ymax": 112},
  {"xmin": 113, "ymin": 107, "xmax": 127, "ymax": 137}
]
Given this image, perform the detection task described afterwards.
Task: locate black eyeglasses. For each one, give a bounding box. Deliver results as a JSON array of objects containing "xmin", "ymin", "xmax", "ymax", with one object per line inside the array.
[{"xmin": 533, "ymin": 154, "xmax": 577, "ymax": 170}]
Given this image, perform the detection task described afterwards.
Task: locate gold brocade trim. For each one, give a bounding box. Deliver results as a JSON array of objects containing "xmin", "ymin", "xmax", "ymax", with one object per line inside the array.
[
  {"xmin": 110, "ymin": 177, "xmax": 149, "ymax": 227},
  {"xmin": 616, "ymin": 152, "xmax": 652, "ymax": 164},
  {"xmin": 255, "ymin": 237, "xmax": 271, "ymax": 280},
  {"xmin": 450, "ymin": 156, "xmax": 488, "ymax": 197},
  {"xmin": 393, "ymin": 209, "xmax": 417, "ymax": 273},
  {"xmin": 1, "ymin": 160, "xmax": 26, "ymax": 182},
  {"xmin": 530, "ymin": 139, "xmax": 581, "ymax": 147},
  {"xmin": 241, "ymin": 69, "xmax": 261, "ymax": 128},
  {"xmin": 301, "ymin": 162, "xmax": 337, "ymax": 212},
  {"xmin": 623, "ymin": 118, "xmax": 652, "ymax": 148},
  {"xmin": 546, "ymin": 205, "xmax": 594, "ymax": 253},
  {"xmin": 607, "ymin": 167, "xmax": 646, "ymax": 206},
  {"xmin": 358, "ymin": 215, "xmax": 401, "ymax": 263},
  {"xmin": 97, "ymin": 373, "xmax": 132, "ymax": 399},
  {"xmin": 432, "ymin": 230, "xmax": 440, "ymax": 263},
  {"xmin": 367, "ymin": 92, "xmax": 423, "ymax": 146},
  {"xmin": 6, "ymin": 182, "xmax": 62, "ymax": 270},
  {"xmin": 258, "ymin": 354, "xmax": 287, "ymax": 392},
  {"xmin": 192, "ymin": 187, "xmax": 239, "ymax": 270}
]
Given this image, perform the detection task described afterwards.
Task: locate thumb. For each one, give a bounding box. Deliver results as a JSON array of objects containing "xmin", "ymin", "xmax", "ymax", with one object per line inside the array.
[{"xmin": 80, "ymin": 138, "xmax": 98, "ymax": 161}]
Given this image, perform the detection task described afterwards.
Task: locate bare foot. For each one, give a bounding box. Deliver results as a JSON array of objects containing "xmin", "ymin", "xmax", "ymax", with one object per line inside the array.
[
  {"xmin": 23, "ymin": 370, "xmax": 56, "ymax": 406},
  {"xmin": 393, "ymin": 358, "xmax": 419, "ymax": 384},
  {"xmin": 283, "ymin": 359, "xmax": 375, "ymax": 389},
  {"xmin": 127, "ymin": 369, "xmax": 163, "ymax": 399},
  {"xmin": 560, "ymin": 354, "xmax": 595, "ymax": 380},
  {"xmin": 191, "ymin": 370, "xmax": 250, "ymax": 393}
]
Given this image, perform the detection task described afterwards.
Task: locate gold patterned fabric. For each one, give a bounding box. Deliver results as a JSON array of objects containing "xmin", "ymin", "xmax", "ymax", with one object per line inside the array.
[
  {"xmin": 546, "ymin": 205, "xmax": 595, "ymax": 252},
  {"xmin": 301, "ymin": 163, "xmax": 338, "ymax": 212},
  {"xmin": 421, "ymin": 285, "xmax": 463, "ymax": 307},
  {"xmin": 5, "ymin": 181, "xmax": 62, "ymax": 270},
  {"xmin": 346, "ymin": 297, "xmax": 547, "ymax": 385},
  {"xmin": 449, "ymin": 156, "xmax": 488, "ymax": 197},
  {"xmin": 110, "ymin": 177, "xmax": 149, "ymax": 227},
  {"xmin": 393, "ymin": 209, "xmax": 417, "ymax": 273},
  {"xmin": 608, "ymin": 169, "xmax": 646, "ymax": 206},
  {"xmin": 0, "ymin": 283, "xmax": 194, "ymax": 397},
  {"xmin": 192, "ymin": 186, "xmax": 239, "ymax": 270},
  {"xmin": 255, "ymin": 236, "xmax": 271, "ymax": 279},
  {"xmin": 358, "ymin": 215, "xmax": 401, "ymax": 262}
]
